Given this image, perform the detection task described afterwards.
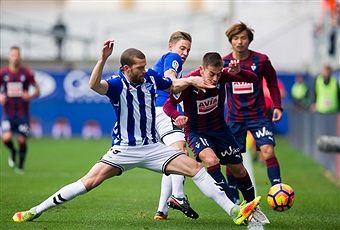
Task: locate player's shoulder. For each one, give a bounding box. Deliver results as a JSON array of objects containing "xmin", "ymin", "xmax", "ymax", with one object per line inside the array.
[
  {"xmin": 222, "ymin": 52, "xmax": 233, "ymax": 60},
  {"xmin": 249, "ymin": 50, "xmax": 270, "ymax": 60},
  {"xmin": 0, "ymin": 66, "xmax": 8, "ymax": 75},
  {"xmin": 20, "ymin": 66, "xmax": 35, "ymax": 76},
  {"xmin": 146, "ymin": 68, "xmax": 163, "ymax": 79},
  {"xmin": 163, "ymin": 52, "xmax": 181, "ymax": 60}
]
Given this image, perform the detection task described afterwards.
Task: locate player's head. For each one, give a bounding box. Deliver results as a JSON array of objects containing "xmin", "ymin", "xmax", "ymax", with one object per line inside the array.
[
  {"xmin": 120, "ymin": 48, "xmax": 147, "ymax": 85},
  {"xmin": 168, "ymin": 31, "xmax": 192, "ymax": 64},
  {"xmin": 225, "ymin": 21, "xmax": 254, "ymax": 52},
  {"xmin": 321, "ymin": 64, "xmax": 332, "ymax": 80},
  {"xmin": 199, "ymin": 52, "xmax": 223, "ymax": 86},
  {"xmin": 8, "ymin": 46, "xmax": 22, "ymax": 68}
]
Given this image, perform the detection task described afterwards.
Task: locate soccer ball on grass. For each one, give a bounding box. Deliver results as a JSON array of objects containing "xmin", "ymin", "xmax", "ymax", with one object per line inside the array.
[{"xmin": 267, "ymin": 183, "xmax": 295, "ymax": 212}]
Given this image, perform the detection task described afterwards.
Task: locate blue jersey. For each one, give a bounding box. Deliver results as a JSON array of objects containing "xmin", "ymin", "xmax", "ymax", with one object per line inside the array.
[
  {"xmin": 153, "ymin": 52, "xmax": 182, "ymax": 107},
  {"xmin": 105, "ymin": 68, "xmax": 172, "ymax": 146}
]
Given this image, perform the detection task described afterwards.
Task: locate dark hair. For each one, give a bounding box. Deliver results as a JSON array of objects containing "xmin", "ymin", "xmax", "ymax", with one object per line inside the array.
[
  {"xmin": 120, "ymin": 48, "xmax": 145, "ymax": 67},
  {"xmin": 225, "ymin": 21, "xmax": 254, "ymax": 44},
  {"xmin": 202, "ymin": 52, "xmax": 223, "ymax": 68},
  {"xmin": 169, "ymin": 31, "xmax": 192, "ymax": 44}
]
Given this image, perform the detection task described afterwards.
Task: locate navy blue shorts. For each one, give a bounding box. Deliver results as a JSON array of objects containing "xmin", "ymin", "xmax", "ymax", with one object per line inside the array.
[
  {"xmin": 186, "ymin": 127, "xmax": 242, "ymax": 165},
  {"xmin": 1, "ymin": 117, "xmax": 30, "ymax": 137},
  {"xmin": 228, "ymin": 120, "xmax": 276, "ymax": 153}
]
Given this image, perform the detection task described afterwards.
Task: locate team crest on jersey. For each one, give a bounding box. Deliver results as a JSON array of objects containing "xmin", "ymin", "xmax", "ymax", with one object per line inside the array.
[
  {"xmin": 20, "ymin": 74, "xmax": 26, "ymax": 82},
  {"xmin": 173, "ymin": 92, "xmax": 182, "ymax": 100},
  {"xmin": 196, "ymin": 95, "xmax": 218, "ymax": 114},
  {"xmin": 195, "ymin": 142, "xmax": 200, "ymax": 149},
  {"xmin": 251, "ymin": 63, "xmax": 257, "ymax": 71},
  {"xmin": 172, "ymin": 60, "xmax": 179, "ymax": 71}
]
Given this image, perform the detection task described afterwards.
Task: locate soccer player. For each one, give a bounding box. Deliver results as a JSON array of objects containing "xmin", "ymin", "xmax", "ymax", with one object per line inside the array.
[
  {"xmin": 0, "ymin": 46, "xmax": 40, "ymax": 174},
  {"xmin": 12, "ymin": 40, "xmax": 261, "ymax": 226},
  {"xmin": 163, "ymin": 52, "xmax": 269, "ymax": 224},
  {"xmin": 222, "ymin": 21, "xmax": 283, "ymax": 203},
  {"xmin": 153, "ymin": 31, "xmax": 198, "ymax": 220}
]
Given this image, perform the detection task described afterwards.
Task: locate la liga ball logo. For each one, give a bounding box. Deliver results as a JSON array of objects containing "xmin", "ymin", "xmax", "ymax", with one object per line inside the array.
[{"xmin": 267, "ymin": 183, "xmax": 295, "ymax": 212}]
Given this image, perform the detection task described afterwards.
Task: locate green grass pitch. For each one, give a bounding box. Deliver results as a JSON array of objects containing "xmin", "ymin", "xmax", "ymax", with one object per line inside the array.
[{"xmin": 1, "ymin": 136, "xmax": 339, "ymax": 229}]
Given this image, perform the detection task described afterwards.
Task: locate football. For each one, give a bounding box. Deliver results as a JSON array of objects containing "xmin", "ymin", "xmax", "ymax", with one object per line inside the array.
[{"xmin": 267, "ymin": 183, "xmax": 295, "ymax": 212}]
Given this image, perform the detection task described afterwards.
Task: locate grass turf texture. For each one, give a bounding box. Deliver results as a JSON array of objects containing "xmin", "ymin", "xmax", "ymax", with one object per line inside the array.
[{"xmin": 1, "ymin": 136, "xmax": 339, "ymax": 230}]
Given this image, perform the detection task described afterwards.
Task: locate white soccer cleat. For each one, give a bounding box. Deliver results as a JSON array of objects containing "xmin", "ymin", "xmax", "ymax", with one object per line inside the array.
[{"xmin": 248, "ymin": 206, "xmax": 270, "ymax": 224}]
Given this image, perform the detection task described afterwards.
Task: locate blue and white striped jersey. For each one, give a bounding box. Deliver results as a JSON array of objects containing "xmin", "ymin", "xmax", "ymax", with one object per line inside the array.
[{"xmin": 105, "ymin": 68, "xmax": 172, "ymax": 146}]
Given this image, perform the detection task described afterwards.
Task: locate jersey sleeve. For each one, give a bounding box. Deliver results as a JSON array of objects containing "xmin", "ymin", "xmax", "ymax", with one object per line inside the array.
[
  {"xmin": 163, "ymin": 94, "xmax": 182, "ymax": 119},
  {"xmin": 163, "ymin": 53, "xmax": 182, "ymax": 76},
  {"xmin": 147, "ymin": 69, "xmax": 172, "ymax": 90},
  {"xmin": 263, "ymin": 56, "xmax": 283, "ymax": 110},
  {"xmin": 105, "ymin": 76, "xmax": 124, "ymax": 103},
  {"xmin": 25, "ymin": 67, "xmax": 36, "ymax": 85}
]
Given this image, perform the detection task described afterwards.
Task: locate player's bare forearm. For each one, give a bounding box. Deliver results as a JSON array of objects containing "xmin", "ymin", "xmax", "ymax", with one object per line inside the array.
[
  {"xmin": 170, "ymin": 76, "xmax": 215, "ymax": 93},
  {"xmin": 89, "ymin": 40, "xmax": 113, "ymax": 95}
]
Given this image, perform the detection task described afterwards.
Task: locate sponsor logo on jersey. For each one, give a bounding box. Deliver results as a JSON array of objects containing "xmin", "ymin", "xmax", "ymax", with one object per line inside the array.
[
  {"xmin": 232, "ymin": 82, "xmax": 254, "ymax": 94},
  {"xmin": 196, "ymin": 95, "xmax": 218, "ymax": 114}
]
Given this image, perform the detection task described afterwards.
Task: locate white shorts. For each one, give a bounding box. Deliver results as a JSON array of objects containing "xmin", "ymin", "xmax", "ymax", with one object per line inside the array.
[
  {"xmin": 99, "ymin": 142, "xmax": 184, "ymax": 175},
  {"xmin": 155, "ymin": 107, "xmax": 184, "ymax": 146}
]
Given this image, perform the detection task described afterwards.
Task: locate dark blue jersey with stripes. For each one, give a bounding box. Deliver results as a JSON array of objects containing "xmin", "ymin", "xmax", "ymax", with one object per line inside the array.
[
  {"xmin": 0, "ymin": 66, "xmax": 36, "ymax": 120},
  {"xmin": 222, "ymin": 50, "xmax": 282, "ymax": 122}
]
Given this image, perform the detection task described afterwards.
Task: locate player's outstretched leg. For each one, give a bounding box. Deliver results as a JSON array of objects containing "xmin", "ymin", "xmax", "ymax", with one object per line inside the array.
[{"xmin": 12, "ymin": 180, "xmax": 87, "ymax": 222}]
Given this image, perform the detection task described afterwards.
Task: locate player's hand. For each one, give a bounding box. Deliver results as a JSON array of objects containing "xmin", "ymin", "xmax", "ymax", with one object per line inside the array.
[
  {"xmin": 190, "ymin": 76, "xmax": 216, "ymax": 93},
  {"xmin": 22, "ymin": 91, "xmax": 30, "ymax": 101},
  {"xmin": 175, "ymin": 115, "xmax": 188, "ymax": 129},
  {"xmin": 227, "ymin": 60, "xmax": 240, "ymax": 75},
  {"xmin": 102, "ymin": 39, "xmax": 115, "ymax": 59},
  {"xmin": 272, "ymin": 108, "xmax": 282, "ymax": 123},
  {"xmin": 0, "ymin": 94, "xmax": 7, "ymax": 104}
]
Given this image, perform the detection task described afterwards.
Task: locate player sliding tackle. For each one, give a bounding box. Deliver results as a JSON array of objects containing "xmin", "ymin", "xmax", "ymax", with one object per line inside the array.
[{"xmin": 12, "ymin": 40, "xmax": 261, "ymax": 226}]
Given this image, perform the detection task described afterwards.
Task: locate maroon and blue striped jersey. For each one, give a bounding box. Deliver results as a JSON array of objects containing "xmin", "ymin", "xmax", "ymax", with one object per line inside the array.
[
  {"xmin": 163, "ymin": 68, "xmax": 257, "ymax": 134},
  {"xmin": 222, "ymin": 50, "xmax": 282, "ymax": 122},
  {"xmin": 0, "ymin": 66, "xmax": 36, "ymax": 119}
]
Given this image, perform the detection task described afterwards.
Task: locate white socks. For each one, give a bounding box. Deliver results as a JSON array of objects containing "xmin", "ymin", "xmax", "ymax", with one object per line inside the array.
[
  {"xmin": 157, "ymin": 174, "xmax": 185, "ymax": 213},
  {"xmin": 192, "ymin": 168, "xmax": 236, "ymax": 216},
  {"xmin": 35, "ymin": 180, "xmax": 87, "ymax": 214}
]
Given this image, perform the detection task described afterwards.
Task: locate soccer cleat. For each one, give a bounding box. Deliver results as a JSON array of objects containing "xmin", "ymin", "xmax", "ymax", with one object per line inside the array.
[
  {"xmin": 167, "ymin": 195, "xmax": 199, "ymax": 219},
  {"xmin": 153, "ymin": 211, "xmax": 168, "ymax": 220},
  {"xmin": 232, "ymin": 196, "xmax": 261, "ymax": 225},
  {"xmin": 12, "ymin": 207, "xmax": 41, "ymax": 222},
  {"xmin": 249, "ymin": 206, "xmax": 270, "ymax": 224},
  {"xmin": 15, "ymin": 168, "xmax": 24, "ymax": 174},
  {"xmin": 8, "ymin": 157, "xmax": 15, "ymax": 168}
]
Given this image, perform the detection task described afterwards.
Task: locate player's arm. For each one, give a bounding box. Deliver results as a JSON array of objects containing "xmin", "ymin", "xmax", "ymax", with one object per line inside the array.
[
  {"xmin": 163, "ymin": 95, "xmax": 188, "ymax": 129},
  {"xmin": 29, "ymin": 82, "xmax": 40, "ymax": 100},
  {"xmin": 166, "ymin": 76, "xmax": 215, "ymax": 93},
  {"xmin": 264, "ymin": 57, "xmax": 283, "ymax": 122},
  {"xmin": 22, "ymin": 70, "xmax": 40, "ymax": 101},
  {"xmin": 89, "ymin": 40, "xmax": 114, "ymax": 95}
]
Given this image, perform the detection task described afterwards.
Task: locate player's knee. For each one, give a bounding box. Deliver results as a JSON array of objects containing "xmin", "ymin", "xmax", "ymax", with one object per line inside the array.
[{"xmin": 201, "ymin": 156, "xmax": 219, "ymax": 167}]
